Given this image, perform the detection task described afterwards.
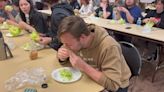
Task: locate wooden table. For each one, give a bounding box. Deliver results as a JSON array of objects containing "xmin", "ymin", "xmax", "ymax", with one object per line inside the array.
[
  {"xmin": 84, "ymin": 16, "xmax": 164, "ymax": 44},
  {"xmin": 0, "ymin": 29, "xmax": 103, "ymax": 92}
]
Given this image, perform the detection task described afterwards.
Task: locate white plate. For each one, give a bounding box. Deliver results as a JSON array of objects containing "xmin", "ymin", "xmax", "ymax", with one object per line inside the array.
[
  {"xmin": 5, "ymin": 32, "xmax": 23, "ymax": 37},
  {"xmin": 51, "ymin": 67, "xmax": 82, "ymax": 83},
  {"xmin": 22, "ymin": 42, "xmax": 44, "ymax": 51}
]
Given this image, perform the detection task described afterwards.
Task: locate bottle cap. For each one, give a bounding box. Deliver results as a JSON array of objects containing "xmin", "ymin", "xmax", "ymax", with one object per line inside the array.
[{"xmin": 41, "ymin": 83, "xmax": 48, "ymax": 88}]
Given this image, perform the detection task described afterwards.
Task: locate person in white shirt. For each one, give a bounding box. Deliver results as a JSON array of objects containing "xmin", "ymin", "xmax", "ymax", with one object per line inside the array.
[{"xmin": 79, "ymin": 0, "xmax": 94, "ymax": 15}]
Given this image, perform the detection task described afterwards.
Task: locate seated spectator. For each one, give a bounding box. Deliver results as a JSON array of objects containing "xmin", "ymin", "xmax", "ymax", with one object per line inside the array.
[
  {"xmin": 117, "ymin": 0, "xmax": 142, "ymax": 24},
  {"xmin": 79, "ymin": 0, "xmax": 94, "ymax": 15},
  {"xmin": 17, "ymin": 0, "xmax": 49, "ymax": 34},
  {"xmin": 114, "ymin": 0, "xmax": 142, "ymax": 43},
  {"xmin": 92, "ymin": 0, "xmax": 100, "ymax": 10},
  {"xmin": 38, "ymin": 0, "xmax": 74, "ymax": 50},
  {"xmin": 143, "ymin": 0, "xmax": 164, "ymax": 29},
  {"xmin": 95, "ymin": 0, "xmax": 113, "ymax": 19}
]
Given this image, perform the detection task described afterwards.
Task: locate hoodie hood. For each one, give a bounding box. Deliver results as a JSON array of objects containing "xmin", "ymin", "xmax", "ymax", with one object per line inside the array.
[{"xmin": 87, "ymin": 24, "xmax": 109, "ymax": 49}]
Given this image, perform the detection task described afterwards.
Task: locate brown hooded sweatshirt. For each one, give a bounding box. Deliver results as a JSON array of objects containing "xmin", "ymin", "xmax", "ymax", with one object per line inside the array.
[{"xmin": 79, "ymin": 25, "xmax": 131, "ymax": 91}]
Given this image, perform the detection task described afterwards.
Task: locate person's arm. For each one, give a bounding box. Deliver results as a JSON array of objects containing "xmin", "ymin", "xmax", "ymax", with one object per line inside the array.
[
  {"xmin": 38, "ymin": 36, "xmax": 52, "ymax": 45},
  {"xmin": 86, "ymin": 3, "xmax": 94, "ymax": 15},
  {"xmin": 126, "ymin": 13, "xmax": 134, "ymax": 23},
  {"xmin": 0, "ymin": 16, "xmax": 20, "ymax": 28},
  {"xmin": 18, "ymin": 21, "xmax": 36, "ymax": 32},
  {"xmin": 97, "ymin": 46, "xmax": 124, "ymax": 91},
  {"xmin": 102, "ymin": 5, "xmax": 111, "ymax": 19},
  {"xmin": 123, "ymin": 8, "xmax": 134, "ymax": 23},
  {"xmin": 102, "ymin": 9, "xmax": 110, "ymax": 19},
  {"xmin": 6, "ymin": 19, "xmax": 19, "ymax": 26},
  {"xmin": 117, "ymin": 7, "xmax": 134, "ymax": 23}
]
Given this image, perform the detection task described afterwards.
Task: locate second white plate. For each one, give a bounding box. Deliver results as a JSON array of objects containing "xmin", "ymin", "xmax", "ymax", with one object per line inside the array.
[{"xmin": 51, "ymin": 67, "xmax": 82, "ymax": 83}]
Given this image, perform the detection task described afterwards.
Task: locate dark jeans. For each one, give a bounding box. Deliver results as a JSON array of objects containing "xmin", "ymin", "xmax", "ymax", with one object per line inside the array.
[
  {"xmin": 103, "ymin": 87, "xmax": 128, "ymax": 92},
  {"xmin": 115, "ymin": 87, "xmax": 128, "ymax": 92}
]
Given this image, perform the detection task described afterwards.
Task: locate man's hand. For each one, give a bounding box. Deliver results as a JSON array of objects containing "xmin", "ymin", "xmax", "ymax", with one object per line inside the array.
[
  {"xmin": 69, "ymin": 51, "xmax": 102, "ymax": 82},
  {"xmin": 57, "ymin": 47, "xmax": 70, "ymax": 61},
  {"xmin": 69, "ymin": 51, "xmax": 87, "ymax": 71}
]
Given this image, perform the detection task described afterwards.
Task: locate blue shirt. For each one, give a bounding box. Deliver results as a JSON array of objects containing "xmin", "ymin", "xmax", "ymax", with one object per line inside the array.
[{"xmin": 120, "ymin": 5, "xmax": 142, "ymax": 23}]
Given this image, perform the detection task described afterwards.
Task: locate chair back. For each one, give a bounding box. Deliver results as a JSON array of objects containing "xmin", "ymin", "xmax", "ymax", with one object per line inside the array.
[{"xmin": 119, "ymin": 41, "xmax": 142, "ymax": 77}]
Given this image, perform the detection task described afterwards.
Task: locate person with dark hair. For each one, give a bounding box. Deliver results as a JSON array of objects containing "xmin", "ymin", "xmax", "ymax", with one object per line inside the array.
[
  {"xmin": 17, "ymin": 0, "xmax": 49, "ymax": 34},
  {"xmin": 117, "ymin": 0, "xmax": 142, "ymax": 23},
  {"xmin": 95, "ymin": 0, "xmax": 113, "ymax": 19},
  {"xmin": 57, "ymin": 16, "xmax": 131, "ymax": 92},
  {"xmin": 79, "ymin": 0, "xmax": 94, "ymax": 15},
  {"xmin": 114, "ymin": 0, "xmax": 143, "ymax": 43},
  {"xmin": 143, "ymin": 0, "xmax": 164, "ymax": 29}
]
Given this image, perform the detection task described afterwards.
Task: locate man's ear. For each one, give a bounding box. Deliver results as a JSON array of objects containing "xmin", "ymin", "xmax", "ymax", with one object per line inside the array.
[{"xmin": 79, "ymin": 34, "xmax": 87, "ymax": 41}]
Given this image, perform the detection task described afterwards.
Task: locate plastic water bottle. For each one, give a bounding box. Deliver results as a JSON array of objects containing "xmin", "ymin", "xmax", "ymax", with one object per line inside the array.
[
  {"xmin": 112, "ymin": 7, "xmax": 117, "ymax": 20},
  {"xmin": 137, "ymin": 17, "xmax": 141, "ymax": 26}
]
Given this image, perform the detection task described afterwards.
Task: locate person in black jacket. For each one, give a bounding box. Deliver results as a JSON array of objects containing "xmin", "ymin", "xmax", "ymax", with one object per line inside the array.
[
  {"xmin": 18, "ymin": 0, "xmax": 49, "ymax": 34},
  {"xmin": 95, "ymin": 0, "xmax": 113, "ymax": 19},
  {"xmin": 143, "ymin": 0, "xmax": 164, "ymax": 29},
  {"xmin": 38, "ymin": 0, "xmax": 74, "ymax": 50}
]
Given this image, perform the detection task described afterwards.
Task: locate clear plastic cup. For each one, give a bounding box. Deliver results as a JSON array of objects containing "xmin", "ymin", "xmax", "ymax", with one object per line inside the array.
[
  {"xmin": 5, "ymin": 38, "xmax": 16, "ymax": 50},
  {"xmin": 142, "ymin": 26, "xmax": 152, "ymax": 33}
]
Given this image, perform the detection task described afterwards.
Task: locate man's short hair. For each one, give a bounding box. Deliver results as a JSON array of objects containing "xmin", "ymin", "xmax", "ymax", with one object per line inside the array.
[{"xmin": 58, "ymin": 16, "xmax": 90, "ymax": 39}]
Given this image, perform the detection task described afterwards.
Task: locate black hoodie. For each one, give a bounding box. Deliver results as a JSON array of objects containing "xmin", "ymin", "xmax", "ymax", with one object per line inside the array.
[
  {"xmin": 144, "ymin": 10, "xmax": 164, "ymax": 29},
  {"xmin": 50, "ymin": 3, "xmax": 74, "ymax": 36},
  {"xmin": 47, "ymin": 3, "xmax": 74, "ymax": 50}
]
